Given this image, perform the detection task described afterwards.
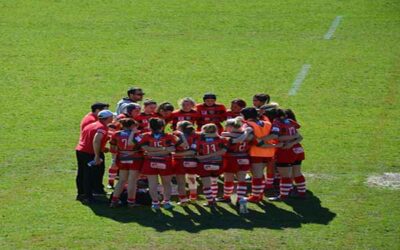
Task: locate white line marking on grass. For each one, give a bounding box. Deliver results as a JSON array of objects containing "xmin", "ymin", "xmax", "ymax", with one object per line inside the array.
[
  {"xmin": 288, "ymin": 64, "xmax": 311, "ymax": 96},
  {"xmin": 324, "ymin": 16, "xmax": 343, "ymax": 40}
]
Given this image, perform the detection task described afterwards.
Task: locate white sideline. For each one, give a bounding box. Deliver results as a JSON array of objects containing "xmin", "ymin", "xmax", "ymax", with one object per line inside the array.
[
  {"xmin": 288, "ymin": 64, "xmax": 311, "ymax": 96},
  {"xmin": 324, "ymin": 16, "xmax": 343, "ymax": 40}
]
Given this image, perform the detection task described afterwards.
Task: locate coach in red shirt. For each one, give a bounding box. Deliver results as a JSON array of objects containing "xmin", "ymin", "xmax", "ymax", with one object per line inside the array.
[
  {"xmin": 75, "ymin": 110, "xmax": 114, "ymax": 203},
  {"xmin": 80, "ymin": 102, "xmax": 109, "ymax": 131}
]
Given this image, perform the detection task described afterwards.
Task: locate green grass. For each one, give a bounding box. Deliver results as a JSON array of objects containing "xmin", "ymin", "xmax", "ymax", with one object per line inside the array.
[{"xmin": 1, "ymin": 0, "xmax": 400, "ymax": 249}]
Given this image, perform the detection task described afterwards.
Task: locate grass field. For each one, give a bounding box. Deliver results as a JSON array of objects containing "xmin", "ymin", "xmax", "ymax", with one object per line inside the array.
[{"xmin": 1, "ymin": 0, "xmax": 400, "ymax": 249}]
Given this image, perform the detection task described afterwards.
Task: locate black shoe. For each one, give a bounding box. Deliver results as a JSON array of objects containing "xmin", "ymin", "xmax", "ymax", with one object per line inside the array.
[
  {"xmin": 93, "ymin": 191, "xmax": 107, "ymax": 197},
  {"xmin": 81, "ymin": 197, "xmax": 95, "ymax": 205},
  {"xmin": 76, "ymin": 194, "xmax": 85, "ymax": 201},
  {"xmin": 215, "ymin": 197, "xmax": 232, "ymax": 203}
]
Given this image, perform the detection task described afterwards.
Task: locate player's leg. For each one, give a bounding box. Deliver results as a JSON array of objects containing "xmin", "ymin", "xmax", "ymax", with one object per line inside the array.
[
  {"xmin": 147, "ymin": 175, "xmax": 160, "ymax": 209},
  {"xmin": 110, "ymin": 170, "xmax": 128, "ymax": 207},
  {"xmin": 271, "ymin": 165, "xmax": 292, "ymax": 200},
  {"xmin": 201, "ymin": 176, "xmax": 215, "ymax": 206},
  {"xmin": 248, "ymin": 162, "xmax": 265, "ymax": 202},
  {"xmin": 161, "ymin": 175, "xmax": 174, "ymax": 209},
  {"xmin": 236, "ymin": 170, "xmax": 248, "ymax": 203},
  {"xmin": 176, "ymin": 174, "xmax": 188, "ymax": 205},
  {"xmin": 186, "ymin": 174, "xmax": 198, "ymax": 201},
  {"xmin": 126, "ymin": 170, "xmax": 140, "ymax": 207},
  {"xmin": 211, "ymin": 176, "xmax": 219, "ymax": 198},
  {"xmin": 265, "ymin": 159, "xmax": 275, "ymax": 190},
  {"xmin": 292, "ymin": 162, "xmax": 306, "ymax": 198},
  {"xmin": 217, "ymin": 172, "xmax": 234, "ymax": 202}
]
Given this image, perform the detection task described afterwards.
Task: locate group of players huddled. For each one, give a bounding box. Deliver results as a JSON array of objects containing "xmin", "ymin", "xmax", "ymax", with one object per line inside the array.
[{"xmin": 75, "ymin": 87, "xmax": 305, "ymax": 212}]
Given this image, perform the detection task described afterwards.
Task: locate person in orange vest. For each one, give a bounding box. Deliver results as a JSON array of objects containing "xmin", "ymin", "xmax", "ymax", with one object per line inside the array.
[{"xmin": 240, "ymin": 107, "xmax": 282, "ymax": 203}]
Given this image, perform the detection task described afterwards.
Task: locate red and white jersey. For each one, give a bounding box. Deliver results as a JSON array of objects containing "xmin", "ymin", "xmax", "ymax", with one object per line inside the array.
[
  {"xmin": 225, "ymin": 110, "xmax": 241, "ymax": 120},
  {"xmin": 109, "ymin": 130, "xmax": 142, "ymax": 161},
  {"xmin": 195, "ymin": 103, "xmax": 227, "ymax": 130},
  {"xmin": 224, "ymin": 132, "xmax": 251, "ymax": 156},
  {"xmin": 196, "ymin": 134, "xmax": 227, "ymax": 162},
  {"xmin": 173, "ymin": 131, "xmax": 199, "ymax": 158},
  {"xmin": 171, "ymin": 109, "xmax": 201, "ymax": 130},
  {"xmin": 139, "ymin": 132, "xmax": 179, "ymax": 153},
  {"xmin": 136, "ymin": 112, "xmax": 158, "ymax": 133},
  {"xmin": 271, "ymin": 119, "xmax": 300, "ymax": 136}
]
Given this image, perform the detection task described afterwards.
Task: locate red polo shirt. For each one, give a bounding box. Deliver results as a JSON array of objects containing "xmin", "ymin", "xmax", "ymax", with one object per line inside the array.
[
  {"xmin": 76, "ymin": 121, "xmax": 109, "ymax": 154},
  {"xmin": 80, "ymin": 112, "xmax": 98, "ymax": 131}
]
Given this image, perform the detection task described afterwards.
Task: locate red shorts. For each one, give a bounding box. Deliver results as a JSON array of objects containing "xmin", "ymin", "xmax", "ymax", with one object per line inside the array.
[
  {"xmin": 197, "ymin": 162, "xmax": 223, "ymax": 177},
  {"xmin": 173, "ymin": 157, "xmax": 198, "ymax": 175},
  {"xmin": 276, "ymin": 144, "xmax": 305, "ymax": 164},
  {"xmin": 141, "ymin": 156, "xmax": 175, "ymax": 176},
  {"xmin": 251, "ymin": 156, "xmax": 273, "ymax": 164},
  {"xmin": 117, "ymin": 159, "xmax": 143, "ymax": 171},
  {"xmin": 223, "ymin": 156, "xmax": 251, "ymax": 173}
]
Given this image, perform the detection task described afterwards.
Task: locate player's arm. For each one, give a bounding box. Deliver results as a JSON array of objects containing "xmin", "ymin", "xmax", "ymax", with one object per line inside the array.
[
  {"xmin": 196, "ymin": 148, "xmax": 227, "ymax": 160},
  {"xmin": 93, "ymin": 132, "xmax": 104, "ymax": 165},
  {"xmin": 282, "ymin": 133, "xmax": 303, "ymax": 149},
  {"xmin": 278, "ymin": 133, "xmax": 301, "ymax": 142}
]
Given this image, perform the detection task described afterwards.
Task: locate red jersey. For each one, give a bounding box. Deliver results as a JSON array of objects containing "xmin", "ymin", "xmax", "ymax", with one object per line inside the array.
[
  {"xmin": 139, "ymin": 132, "xmax": 179, "ymax": 152},
  {"xmin": 173, "ymin": 131, "xmax": 199, "ymax": 157},
  {"xmin": 155, "ymin": 113, "xmax": 173, "ymax": 125},
  {"xmin": 271, "ymin": 119, "xmax": 300, "ymax": 136},
  {"xmin": 225, "ymin": 132, "xmax": 251, "ymax": 156},
  {"xmin": 171, "ymin": 109, "xmax": 201, "ymax": 130},
  {"xmin": 136, "ymin": 112, "xmax": 157, "ymax": 133},
  {"xmin": 196, "ymin": 135, "xmax": 227, "ymax": 162},
  {"xmin": 195, "ymin": 103, "xmax": 227, "ymax": 130},
  {"xmin": 225, "ymin": 110, "xmax": 241, "ymax": 120},
  {"xmin": 109, "ymin": 130, "xmax": 142, "ymax": 161},
  {"xmin": 76, "ymin": 121, "xmax": 109, "ymax": 154},
  {"xmin": 80, "ymin": 112, "xmax": 98, "ymax": 131}
]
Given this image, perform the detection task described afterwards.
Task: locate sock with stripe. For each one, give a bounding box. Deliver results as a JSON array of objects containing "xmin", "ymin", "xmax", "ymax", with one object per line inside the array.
[{"xmin": 294, "ymin": 175, "xmax": 306, "ymax": 196}]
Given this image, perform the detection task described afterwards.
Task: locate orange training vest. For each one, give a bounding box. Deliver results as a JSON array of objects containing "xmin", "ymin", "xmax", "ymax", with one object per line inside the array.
[{"xmin": 247, "ymin": 120, "xmax": 276, "ymax": 158}]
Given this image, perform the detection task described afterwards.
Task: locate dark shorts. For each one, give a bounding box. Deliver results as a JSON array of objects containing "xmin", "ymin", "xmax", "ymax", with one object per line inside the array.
[{"xmin": 276, "ymin": 160, "xmax": 302, "ymax": 167}]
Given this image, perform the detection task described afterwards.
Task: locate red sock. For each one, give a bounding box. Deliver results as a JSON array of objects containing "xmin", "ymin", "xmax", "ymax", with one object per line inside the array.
[
  {"xmin": 280, "ymin": 178, "xmax": 292, "ymax": 198},
  {"xmin": 111, "ymin": 196, "xmax": 119, "ymax": 202},
  {"xmin": 127, "ymin": 198, "xmax": 135, "ymax": 204},
  {"xmin": 251, "ymin": 178, "xmax": 264, "ymax": 198},
  {"xmin": 211, "ymin": 177, "xmax": 218, "ymax": 198},
  {"xmin": 294, "ymin": 175, "xmax": 306, "ymax": 195},
  {"xmin": 265, "ymin": 173, "xmax": 274, "ymax": 189},
  {"xmin": 236, "ymin": 181, "xmax": 247, "ymax": 202},
  {"xmin": 203, "ymin": 187, "xmax": 214, "ymax": 203},
  {"xmin": 223, "ymin": 181, "xmax": 234, "ymax": 199}
]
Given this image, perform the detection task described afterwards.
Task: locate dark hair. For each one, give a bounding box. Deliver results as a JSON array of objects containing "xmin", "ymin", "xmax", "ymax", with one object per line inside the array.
[
  {"xmin": 143, "ymin": 99, "xmax": 157, "ymax": 107},
  {"xmin": 127, "ymin": 87, "xmax": 143, "ymax": 96},
  {"xmin": 253, "ymin": 94, "xmax": 270, "ymax": 104},
  {"xmin": 149, "ymin": 118, "xmax": 165, "ymax": 131},
  {"xmin": 231, "ymin": 99, "xmax": 247, "ymax": 108},
  {"xmin": 119, "ymin": 118, "xmax": 138, "ymax": 128},
  {"xmin": 241, "ymin": 107, "xmax": 258, "ymax": 120},
  {"xmin": 91, "ymin": 102, "xmax": 109, "ymax": 113},
  {"xmin": 285, "ymin": 109, "xmax": 297, "ymax": 121},
  {"xmin": 157, "ymin": 102, "xmax": 174, "ymax": 113},
  {"xmin": 203, "ymin": 93, "xmax": 217, "ymax": 100},
  {"xmin": 276, "ymin": 108, "xmax": 287, "ymax": 119},
  {"xmin": 260, "ymin": 107, "xmax": 276, "ymax": 121}
]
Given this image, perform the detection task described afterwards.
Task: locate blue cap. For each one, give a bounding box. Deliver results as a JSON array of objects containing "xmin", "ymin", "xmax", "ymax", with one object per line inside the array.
[{"xmin": 98, "ymin": 110, "xmax": 114, "ymax": 119}]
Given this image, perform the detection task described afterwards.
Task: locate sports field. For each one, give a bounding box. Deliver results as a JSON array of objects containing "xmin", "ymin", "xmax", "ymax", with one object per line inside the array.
[{"xmin": 1, "ymin": 0, "xmax": 399, "ymax": 249}]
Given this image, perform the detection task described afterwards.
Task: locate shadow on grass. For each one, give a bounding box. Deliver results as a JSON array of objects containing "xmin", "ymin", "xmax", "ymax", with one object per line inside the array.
[{"xmin": 86, "ymin": 190, "xmax": 336, "ymax": 232}]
